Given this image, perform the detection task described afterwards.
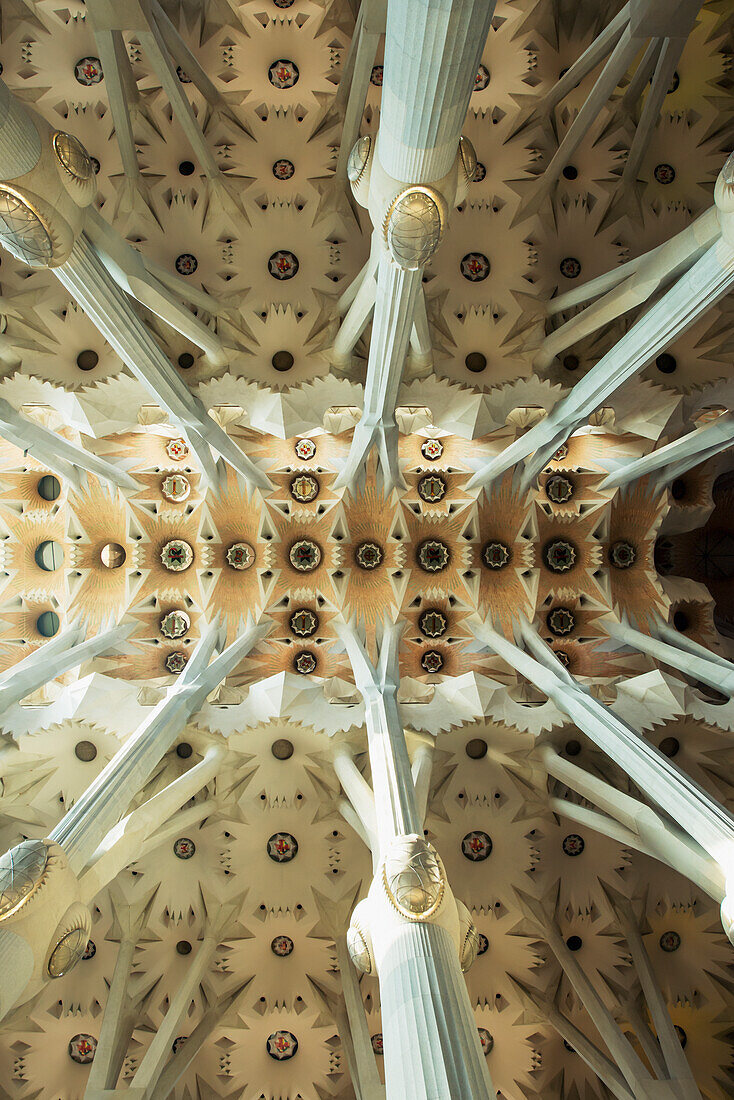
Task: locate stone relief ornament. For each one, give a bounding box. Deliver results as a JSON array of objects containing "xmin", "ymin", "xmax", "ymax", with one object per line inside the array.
[
  {"xmin": 0, "ymin": 839, "xmax": 49, "ymax": 920},
  {"xmin": 47, "ymin": 901, "xmax": 92, "ymax": 978},
  {"xmin": 385, "ymin": 186, "xmax": 447, "ymax": 270},
  {"xmin": 382, "ymin": 834, "xmax": 446, "ymax": 921},
  {"xmin": 457, "ymin": 900, "xmax": 479, "ymax": 972},
  {"xmin": 347, "ymin": 915, "xmax": 374, "ymax": 976}
]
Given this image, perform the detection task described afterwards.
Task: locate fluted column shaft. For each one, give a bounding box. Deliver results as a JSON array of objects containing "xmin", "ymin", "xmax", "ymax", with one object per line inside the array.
[
  {"xmin": 380, "ymin": 0, "xmax": 493, "ymax": 183},
  {"xmin": 337, "ymin": 623, "xmax": 494, "ymax": 1099}
]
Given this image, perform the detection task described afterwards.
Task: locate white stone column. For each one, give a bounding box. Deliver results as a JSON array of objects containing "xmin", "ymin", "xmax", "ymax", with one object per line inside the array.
[
  {"xmin": 380, "ymin": 0, "xmax": 493, "ymax": 184},
  {"xmin": 336, "ymin": 0, "xmax": 493, "ymax": 492},
  {"xmin": 0, "ymin": 397, "xmax": 141, "ymax": 493},
  {"xmin": 0, "ymin": 620, "xmax": 134, "ymax": 712},
  {"xmin": 51, "ymin": 620, "xmax": 267, "ymax": 871},
  {"xmin": 336, "ymin": 622, "xmax": 494, "ymax": 1099},
  {"xmin": 0, "ymin": 621, "xmax": 267, "ymax": 1022},
  {"xmin": 598, "ymin": 413, "xmax": 734, "ymax": 490},
  {"xmin": 604, "ymin": 616, "xmax": 734, "ymax": 697},
  {"xmin": 468, "ymin": 235, "xmax": 734, "ymax": 492},
  {"xmin": 470, "ymin": 617, "xmax": 734, "ymax": 944},
  {"xmin": 56, "ymin": 235, "xmax": 271, "ymax": 491},
  {"xmin": 514, "ymin": 887, "xmax": 702, "ymax": 1100}
]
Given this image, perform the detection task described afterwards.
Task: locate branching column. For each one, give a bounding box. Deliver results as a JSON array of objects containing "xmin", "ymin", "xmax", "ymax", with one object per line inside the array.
[
  {"xmin": 469, "ymin": 153, "xmax": 734, "ymax": 493},
  {"xmin": 336, "ymin": 0, "xmax": 494, "ymax": 492},
  {"xmin": 513, "ymin": 887, "xmax": 702, "ymax": 1100},
  {"xmin": 0, "ymin": 621, "xmax": 267, "ymax": 1021},
  {"xmin": 604, "ymin": 616, "xmax": 734, "ymax": 697},
  {"xmin": 336, "ymin": 621, "xmax": 493, "ymax": 1099},
  {"xmin": 0, "ymin": 397, "xmax": 140, "ymax": 493},
  {"xmin": 0, "ymin": 620, "xmax": 134, "ymax": 712},
  {"xmin": 599, "ymin": 412, "xmax": 734, "ymax": 490},
  {"xmin": 470, "ymin": 617, "xmax": 734, "ymax": 944}
]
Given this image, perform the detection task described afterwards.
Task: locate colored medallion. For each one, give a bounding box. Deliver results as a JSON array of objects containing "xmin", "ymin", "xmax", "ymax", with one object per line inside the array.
[
  {"xmin": 418, "ymin": 474, "xmax": 446, "ymax": 503},
  {"xmin": 161, "ymin": 474, "xmax": 190, "ymax": 503},
  {"xmin": 294, "ymin": 437, "xmax": 316, "ymax": 460},
  {"xmin": 421, "ymin": 650, "xmax": 444, "ymax": 673},
  {"xmin": 654, "ymin": 163, "xmax": 676, "ymax": 184},
  {"xmin": 267, "ymin": 1030, "xmax": 298, "ymax": 1060},
  {"xmin": 473, "ymin": 162, "xmax": 487, "ymax": 182},
  {"xmin": 166, "ymin": 652, "xmax": 188, "ymax": 675},
  {"xmin": 462, "ymin": 831, "xmax": 492, "ymax": 861},
  {"xmin": 68, "ymin": 1034, "xmax": 97, "ymax": 1064},
  {"xmin": 172, "ymin": 1036, "xmax": 187, "ymax": 1053},
  {"xmin": 460, "ymin": 252, "xmax": 490, "ymax": 281},
  {"xmin": 166, "ymin": 437, "xmax": 189, "ymax": 461},
  {"xmin": 609, "ymin": 540, "xmax": 636, "ymax": 569},
  {"xmin": 419, "ymin": 609, "xmax": 447, "ymax": 638},
  {"xmin": 161, "ymin": 540, "xmax": 193, "ymax": 572},
  {"xmin": 370, "ymin": 65, "xmax": 383, "ymax": 86},
  {"xmin": 482, "ymin": 541, "xmax": 510, "ymax": 569},
  {"xmin": 290, "ymin": 539, "xmax": 321, "ymax": 572},
  {"xmin": 660, "ymin": 930, "xmax": 681, "ymax": 953},
  {"xmin": 290, "ymin": 608, "xmax": 319, "ymax": 637},
  {"xmin": 420, "ymin": 438, "xmax": 443, "ymax": 461},
  {"xmin": 273, "ymin": 158, "xmax": 295, "ymax": 180},
  {"xmin": 371, "ymin": 1033, "xmax": 384, "ymax": 1055},
  {"xmin": 477, "ymin": 1028, "xmax": 494, "ymax": 1055},
  {"xmin": 268, "ymin": 60, "xmax": 299, "ymax": 89},
  {"xmin": 543, "ymin": 539, "xmax": 577, "ymax": 573},
  {"xmin": 175, "ymin": 253, "xmax": 198, "ymax": 276},
  {"xmin": 477, "ymin": 933, "xmax": 489, "ymax": 956},
  {"xmin": 417, "ymin": 539, "xmax": 450, "ymax": 572},
  {"xmin": 267, "ymin": 832, "xmax": 298, "ymax": 863},
  {"xmin": 545, "ymin": 474, "xmax": 574, "ymax": 504},
  {"xmin": 82, "ymin": 940, "xmax": 96, "ymax": 961},
  {"xmin": 160, "ymin": 610, "xmax": 190, "ymax": 640},
  {"xmin": 547, "ymin": 607, "xmax": 575, "ymax": 636},
  {"xmin": 290, "ymin": 474, "xmax": 319, "ymax": 503},
  {"xmin": 226, "ymin": 542, "xmax": 255, "ymax": 570},
  {"xmin": 293, "ymin": 651, "xmax": 317, "ymax": 675},
  {"xmin": 355, "ymin": 541, "xmax": 383, "ymax": 570},
  {"xmin": 74, "ymin": 57, "xmax": 103, "ymax": 85},
  {"xmin": 562, "ymin": 833, "xmax": 585, "ymax": 856},
  {"xmin": 271, "ymin": 934, "xmax": 294, "ymax": 957},
  {"xmin": 474, "ymin": 65, "xmax": 490, "ymax": 91},
  {"xmin": 173, "ymin": 837, "xmax": 195, "ymax": 859},
  {"xmin": 559, "ymin": 256, "xmax": 581, "ymax": 279},
  {"xmin": 269, "ymin": 249, "xmax": 299, "ymax": 280}
]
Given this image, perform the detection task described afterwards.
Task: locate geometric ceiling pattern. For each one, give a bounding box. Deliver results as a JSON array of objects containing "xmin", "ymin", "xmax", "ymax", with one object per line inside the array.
[{"xmin": 0, "ymin": 1, "xmax": 732, "ymax": 1098}]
